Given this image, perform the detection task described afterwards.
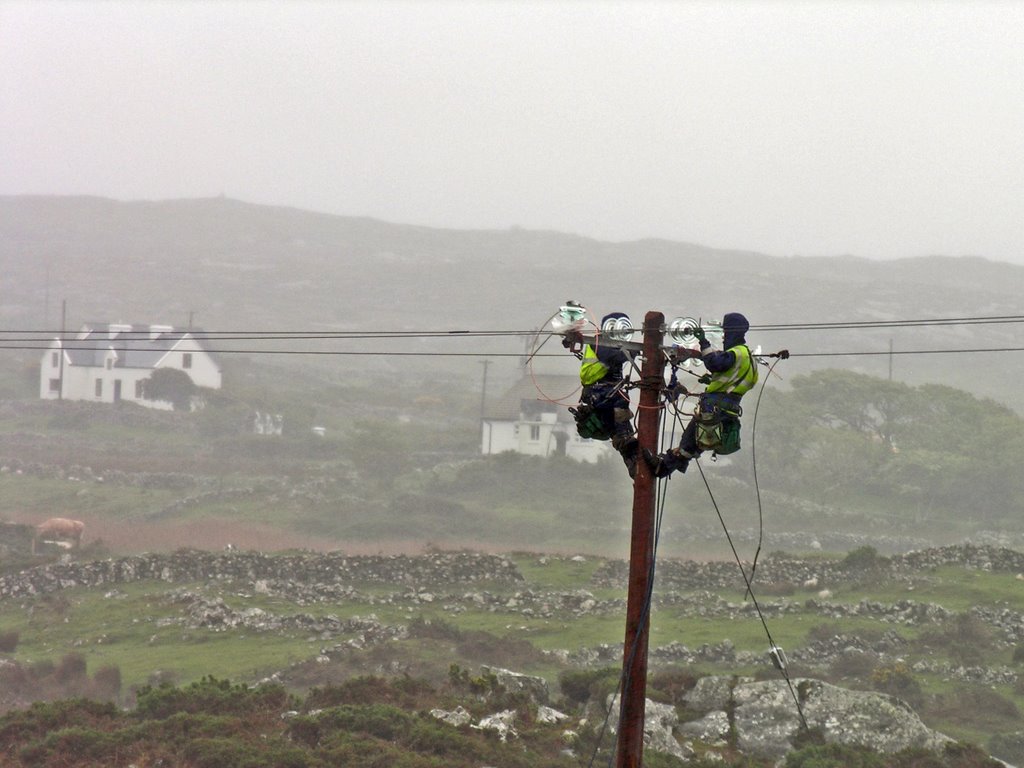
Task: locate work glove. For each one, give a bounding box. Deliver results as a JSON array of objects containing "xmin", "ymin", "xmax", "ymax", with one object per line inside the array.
[
  {"xmin": 691, "ymin": 325, "xmax": 706, "ymax": 343},
  {"xmin": 776, "ymin": 349, "xmax": 790, "ymax": 360}
]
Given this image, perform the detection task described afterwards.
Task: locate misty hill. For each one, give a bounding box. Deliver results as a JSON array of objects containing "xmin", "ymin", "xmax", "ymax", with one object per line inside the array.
[{"xmin": 2, "ymin": 195, "xmax": 1023, "ymax": 406}]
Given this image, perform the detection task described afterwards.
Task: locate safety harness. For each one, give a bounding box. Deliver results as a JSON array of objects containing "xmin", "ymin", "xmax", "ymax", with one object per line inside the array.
[{"xmin": 695, "ymin": 344, "xmax": 758, "ymax": 456}]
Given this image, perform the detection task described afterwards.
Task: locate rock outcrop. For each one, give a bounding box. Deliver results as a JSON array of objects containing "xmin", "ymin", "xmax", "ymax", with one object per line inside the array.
[{"xmin": 683, "ymin": 675, "xmax": 952, "ymax": 759}]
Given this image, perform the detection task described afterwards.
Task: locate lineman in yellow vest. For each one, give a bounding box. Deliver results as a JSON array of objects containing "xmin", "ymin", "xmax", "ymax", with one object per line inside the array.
[
  {"xmin": 567, "ymin": 312, "xmax": 639, "ymax": 477},
  {"xmin": 645, "ymin": 312, "xmax": 759, "ymax": 477}
]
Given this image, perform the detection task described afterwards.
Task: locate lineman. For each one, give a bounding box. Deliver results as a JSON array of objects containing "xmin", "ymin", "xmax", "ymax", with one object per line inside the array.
[
  {"xmin": 565, "ymin": 312, "xmax": 639, "ymax": 477},
  {"xmin": 645, "ymin": 312, "xmax": 758, "ymax": 477}
]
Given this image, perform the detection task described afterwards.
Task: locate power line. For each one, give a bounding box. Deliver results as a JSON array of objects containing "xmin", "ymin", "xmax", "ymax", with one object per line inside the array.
[
  {"xmin": 3, "ymin": 311, "xmax": 1024, "ymax": 358},
  {"xmin": 4, "ymin": 343, "xmax": 1024, "ymax": 359},
  {"xmin": 5, "ymin": 311, "xmax": 1024, "ymax": 338}
]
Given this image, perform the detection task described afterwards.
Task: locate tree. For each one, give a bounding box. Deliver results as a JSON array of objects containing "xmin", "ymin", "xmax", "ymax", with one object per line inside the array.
[{"xmin": 141, "ymin": 368, "xmax": 197, "ymax": 411}]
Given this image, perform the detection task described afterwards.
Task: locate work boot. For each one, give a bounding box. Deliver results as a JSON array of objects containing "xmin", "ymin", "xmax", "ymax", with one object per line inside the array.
[
  {"xmin": 642, "ymin": 448, "xmax": 687, "ymax": 478},
  {"xmin": 617, "ymin": 437, "xmax": 639, "ymax": 479}
]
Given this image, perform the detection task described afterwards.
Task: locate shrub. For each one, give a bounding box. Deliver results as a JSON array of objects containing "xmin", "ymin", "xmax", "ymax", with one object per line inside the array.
[
  {"xmin": 558, "ymin": 667, "xmax": 620, "ymax": 707},
  {"xmin": 785, "ymin": 741, "xmax": 886, "ymax": 768},
  {"xmin": 842, "ymin": 545, "xmax": 887, "ymax": 573},
  {"xmin": 869, "ymin": 662, "xmax": 923, "ymax": 708},
  {"xmin": 923, "ymin": 686, "xmax": 1021, "ymax": 730},
  {"xmin": 648, "ymin": 668, "xmax": 699, "ymax": 705},
  {"xmin": 54, "ymin": 653, "xmax": 88, "ymax": 685},
  {"xmin": 827, "ymin": 648, "xmax": 880, "ymax": 680},
  {"xmin": 134, "ymin": 677, "xmax": 288, "ymax": 720},
  {"xmin": 917, "ymin": 614, "xmax": 995, "ymax": 666},
  {"xmin": 305, "ymin": 676, "xmax": 433, "ymax": 711},
  {"xmin": 91, "ymin": 666, "xmax": 122, "ymax": 702},
  {"xmin": 0, "ymin": 630, "xmax": 19, "ymax": 653}
]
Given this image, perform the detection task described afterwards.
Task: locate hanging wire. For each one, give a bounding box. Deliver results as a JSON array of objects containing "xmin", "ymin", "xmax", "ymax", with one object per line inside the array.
[
  {"xmin": 744, "ymin": 357, "xmax": 784, "ymax": 596},
  {"xmin": 694, "ymin": 459, "xmax": 810, "ymax": 730}
]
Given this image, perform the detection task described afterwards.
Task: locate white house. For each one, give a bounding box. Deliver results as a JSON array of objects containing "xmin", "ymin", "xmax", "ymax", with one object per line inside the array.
[
  {"xmin": 40, "ymin": 323, "xmax": 222, "ymax": 410},
  {"xmin": 480, "ymin": 374, "xmax": 614, "ymax": 463}
]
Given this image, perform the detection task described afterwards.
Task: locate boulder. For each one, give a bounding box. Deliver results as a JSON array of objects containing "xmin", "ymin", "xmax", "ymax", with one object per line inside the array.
[
  {"xmin": 480, "ymin": 665, "xmax": 549, "ymax": 704},
  {"xmin": 430, "ymin": 705, "xmax": 471, "ymax": 727},
  {"xmin": 684, "ymin": 676, "xmax": 953, "ymax": 760},
  {"xmin": 605, "ymin": 696, "xmax": 690, "ymax": 762}
]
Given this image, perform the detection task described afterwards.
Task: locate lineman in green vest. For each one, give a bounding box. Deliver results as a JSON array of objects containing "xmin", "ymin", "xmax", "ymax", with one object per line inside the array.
[
  {"xmin": 566, "ymin": 312, "xmax": 639, "ymax": 477},
  {"xmin": 645, "ymin": 312, "xmax": 759, "ymax": 477}
]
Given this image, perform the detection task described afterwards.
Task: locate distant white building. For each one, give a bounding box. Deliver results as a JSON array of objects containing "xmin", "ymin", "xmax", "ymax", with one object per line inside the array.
[
  {"xmin": 481, "ymin": 375, "xmax": 613, "ymax": 463},
  {"xmin": 40, "ymin": 323, "xmax": 222, "ymax": 410}
]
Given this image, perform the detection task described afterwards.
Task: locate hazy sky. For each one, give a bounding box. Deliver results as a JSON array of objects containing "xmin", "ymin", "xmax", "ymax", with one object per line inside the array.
[{"xmin": 2, "ymin": 1, "xmax": 1022, "ymax": 262}]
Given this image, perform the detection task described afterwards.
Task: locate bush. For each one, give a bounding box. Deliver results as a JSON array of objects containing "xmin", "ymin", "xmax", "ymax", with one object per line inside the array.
[
  {"xmin": 917, "ymin": 614, "xmax": 995, "ymax": 666},
  {"xmin": 0, "ymin": 630, "xmax": 19, "ymax": 653},
  {"xmin": 134, "ymin": 677, "xmax": 288, "ymax": 720},
  {"xmin": 828, "ymin": 650, "xmax": 878, "ymax": 680},
  {"xmin": 54, "ymin": 653, "xmax": 87, "ymax": 685},
  {"xmin": 785, "ymin": 741, "xmax": 886, "ymax": 768},
  {"xmin": 648, "ymin": 668, "xmax": 699, "ymax": 705},
  {"xmin": 923, "ymin": 686, "xmax": 1021, "ymax": 730},
  {"xmin": 870, "ymin": 662, "xmax": 923, "ymax": 708},
  {"xmin": 558, "ymin": 667, "xmax": 620, "ymax": 707},
  {"xmin": 842, "ymin": 545, "xmax": 888, "ymax": 573},
  {"xmin": 91, "ymin": 666, "xmax": 122, "ymax": 702}
]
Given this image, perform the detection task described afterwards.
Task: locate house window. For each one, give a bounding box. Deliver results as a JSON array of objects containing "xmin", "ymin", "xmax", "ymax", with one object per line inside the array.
[
  {"xmin": 529, "ymin": 425, "xmax": 541, "ymax": 441},
  {"xmin": 49, "ymin": 378, "xmax": 60, "ymax": 393},
  {"xmin": 182, "ymin": 353, "xmax": 193, "ymax": 369},
  {"xmin": 135, "ymin": 380, "xmax": 144, "ymax": 398},
  {"xmin": 51, "ymin": 352, "xmax": 59, "ymax": 368},
  {"xmin": 95, "ymin": 379, "xmax": 103, "ymax": 397},
  {"xmin": 105, "ymin": 358, "xmax": 112, "ymax": 370}
]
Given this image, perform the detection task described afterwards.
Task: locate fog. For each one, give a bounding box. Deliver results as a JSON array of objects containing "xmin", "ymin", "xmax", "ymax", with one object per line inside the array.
[{"xmin": 2, "ymin": 0, "xmax": 1022, "ymax": 262}]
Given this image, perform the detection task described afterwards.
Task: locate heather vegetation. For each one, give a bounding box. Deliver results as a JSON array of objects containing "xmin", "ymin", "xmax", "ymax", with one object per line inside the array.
[{"xmin": 0, "ymin": 676, "xmax": 1004, "ymax": 768}]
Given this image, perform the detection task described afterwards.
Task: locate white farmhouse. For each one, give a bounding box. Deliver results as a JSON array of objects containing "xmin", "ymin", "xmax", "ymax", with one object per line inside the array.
[
  {"xmin": 481, "ymin": 375, "xmax": 613, "ymax": 463},
  {"xmin": 39, "ymin": 323, "xmax": 221, "ymax": 410}
]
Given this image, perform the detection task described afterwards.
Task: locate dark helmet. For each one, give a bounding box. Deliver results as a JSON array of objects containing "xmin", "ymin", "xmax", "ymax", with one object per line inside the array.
[
  {"xmin": 722, "ymin": 312, "xmax": 749, "ymax": 347},
  {"xmin": 601, "ymin": 311, "xmax": 629, "ymax": 325}
]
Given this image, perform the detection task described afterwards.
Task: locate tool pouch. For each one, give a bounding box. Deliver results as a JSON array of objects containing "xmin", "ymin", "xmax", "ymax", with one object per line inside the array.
[
  {"xmin": 696, "ymin": 406, "xmax": 741, "ymax": 455},
  {"xmin": 570, "ymin": 404, "xmax": 612, "ymax": 440}
]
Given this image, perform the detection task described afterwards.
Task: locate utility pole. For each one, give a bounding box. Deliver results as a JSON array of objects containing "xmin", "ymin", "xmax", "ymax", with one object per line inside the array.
[
  {"xmin": 479, "ymin": 359, "xmax": 492, "ymax": 454},
  {"xmin": 58, "ymin": 299, "xmax": 67, "ymax": 401},
  {"xmin": 479, "ymin": 359, "xmax": 491, "ymax": 419},
  {"xmin": 615, "ymin": 310, "xmax": 664, "ymax": 768}
]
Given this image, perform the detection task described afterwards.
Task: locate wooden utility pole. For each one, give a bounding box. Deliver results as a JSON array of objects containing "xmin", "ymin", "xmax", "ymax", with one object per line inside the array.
[
  {"xmin": 58, "ymin": 299, "xmax": 67, "ymax": 401},
  {"xmin": 615, "ymin": 310, "xmax": 665, "ymax": 768}
]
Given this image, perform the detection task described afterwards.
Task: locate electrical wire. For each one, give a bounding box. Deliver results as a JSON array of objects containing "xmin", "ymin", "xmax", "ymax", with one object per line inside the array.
[
  {"xmin": 745, "ymin": 357, "xmax": 783, "ymax": 596},
  {"xmin": 8, "ymin": 311, "xmax": 1024, "ymax": 337},
  {"xmin": 694, "ymin": 459, "xmax": 810, "ymax": 731}
]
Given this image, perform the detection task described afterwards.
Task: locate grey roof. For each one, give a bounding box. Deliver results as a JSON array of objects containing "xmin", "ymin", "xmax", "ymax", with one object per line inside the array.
[
  {"xmin": 484, "ymin": 374, "xmax": 582, "ymax": 423},
  {"xmin": 60, "ymin": 323, "xmax": 214, "ymax": 370}
]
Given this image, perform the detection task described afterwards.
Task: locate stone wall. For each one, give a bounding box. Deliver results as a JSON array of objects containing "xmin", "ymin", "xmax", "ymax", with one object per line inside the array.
[
  {"xmin": 0, "ymin": 550, "xmax": 523, "ymax": 599},
  {"xmin": 592, "ymin": 543, "xmax": 1024, "ymax": 591}
]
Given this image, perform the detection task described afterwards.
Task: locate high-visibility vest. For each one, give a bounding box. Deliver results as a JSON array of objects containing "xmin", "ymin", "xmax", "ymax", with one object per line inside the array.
[
  {"xmin": 579, "ymin": 344, "xmax": 609, "ymax": 386},
  {"xmin": 705, "ymin": 345, "xmax": 758, "ymax": 397}
]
